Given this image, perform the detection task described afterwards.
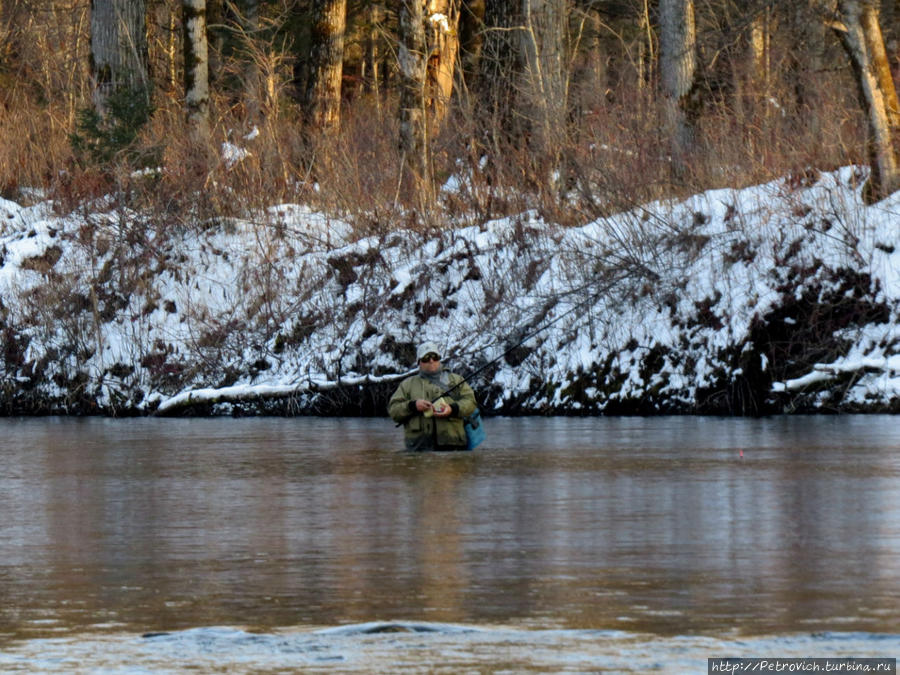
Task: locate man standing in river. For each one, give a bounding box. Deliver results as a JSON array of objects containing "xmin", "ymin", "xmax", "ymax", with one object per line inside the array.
[{"xmin": 388, "ymin": 342, "xmax": 477, "ymax": 451}]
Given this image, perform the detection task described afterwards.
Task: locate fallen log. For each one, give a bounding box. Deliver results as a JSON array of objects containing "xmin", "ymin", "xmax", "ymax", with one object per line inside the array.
[{"xmin": 153, "ymin": 370, "xmax": 416, "ymax": 415}]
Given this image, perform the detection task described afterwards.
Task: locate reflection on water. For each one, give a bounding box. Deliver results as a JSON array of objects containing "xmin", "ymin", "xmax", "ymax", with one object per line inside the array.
[{"xmin": 1, "ymin": 415, "xmax": 899, "ymax": 646}]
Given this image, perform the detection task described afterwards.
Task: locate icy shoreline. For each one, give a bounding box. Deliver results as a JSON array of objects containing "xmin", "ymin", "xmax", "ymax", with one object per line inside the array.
[
  {"xmin": 2, "ymin": 623, "xmax": 898, "ymax": 674},
  {"xmin": 2, "ymin": 167, "xmax": 900, "ymax": 417}
]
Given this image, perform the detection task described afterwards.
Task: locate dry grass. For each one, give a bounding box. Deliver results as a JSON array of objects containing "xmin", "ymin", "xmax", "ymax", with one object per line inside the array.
[
  {"xmin": 0, "ymin": 60, "xmax": 868, "ymax": 236},
  {"xmin": 0, "ymin": 101, "xmax": 76, "ymax": 199},
  {"xmin": 0, "ymin": 0, "xmax": 873, "ymax": 237}
]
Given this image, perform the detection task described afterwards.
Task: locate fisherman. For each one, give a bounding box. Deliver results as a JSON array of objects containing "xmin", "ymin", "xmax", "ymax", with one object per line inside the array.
[{"xmin": 388, "ymin": 342, "xmax": 477, "ymax": 451}]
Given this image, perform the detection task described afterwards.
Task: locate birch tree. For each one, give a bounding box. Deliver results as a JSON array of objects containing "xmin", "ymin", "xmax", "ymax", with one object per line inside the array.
[
  {"xmin": 399, "ymin": 0, "xmax": 431, "ymax": 201},
  {"xmin": 304, "ymin": 0, "xmax": 346, "ymax": 133},
  {"xmin": 830, "ymin": 0, "xmax": 900, "ymax": 200},
  {"xmin": 182, "ymin": 0, "xmax": 209, "ymax": 132},
  {"xmin": 659, "ymin": 0, "xmax": 698, "ymax": 173},
  {"xmin": 91, "ymin": 0, "xmax": 150, "ymax": 114}
]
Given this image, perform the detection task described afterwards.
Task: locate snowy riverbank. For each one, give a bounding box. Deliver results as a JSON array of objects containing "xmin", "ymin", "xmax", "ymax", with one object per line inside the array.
[{"xmin": 1, "ymin": 166, "xmax": 899, "ymax": 416}]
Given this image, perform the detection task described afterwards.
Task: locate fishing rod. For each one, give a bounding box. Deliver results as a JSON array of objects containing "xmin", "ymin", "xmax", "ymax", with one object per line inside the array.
[{"xmin": 429, "ymin": 270, "xmax": 632, "ymax": 405}]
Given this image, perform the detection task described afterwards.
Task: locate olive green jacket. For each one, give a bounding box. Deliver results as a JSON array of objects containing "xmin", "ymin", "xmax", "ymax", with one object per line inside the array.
[{"xmin": 388, "ymin": 370, "xmax": 477, "ymax": 451}]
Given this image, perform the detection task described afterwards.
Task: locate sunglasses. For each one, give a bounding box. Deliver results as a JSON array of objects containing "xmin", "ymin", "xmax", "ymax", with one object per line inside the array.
[{"xmin": 419, "ymin": 354, "xmax": 440, "ymax": 363}]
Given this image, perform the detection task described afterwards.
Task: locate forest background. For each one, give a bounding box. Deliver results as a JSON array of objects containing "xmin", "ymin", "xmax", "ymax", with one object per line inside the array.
[
  {"xmin": 3, "ymin": 0, "xmax": 900, "ymax": 222},
  {"xmin": 2, "ymin": 0, "xmax": 900, "ymax": 416}
]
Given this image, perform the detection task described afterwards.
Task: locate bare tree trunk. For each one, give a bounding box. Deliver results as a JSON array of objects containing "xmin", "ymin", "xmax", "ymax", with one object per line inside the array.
[
  {"xmin": 880, "ymin": 0, "xmax": 900, "ymax": 64},
  {"xmin": 659, "ymin": 0, "xmax": 698, "ymax": 173},
  {"xmin": 167, "ymin": 6, "xmax": 178, "ymax": 91},
  {"xmin": 304, "ymin": 0, "xmax": 346, "ymax": 133},
  {"xmin": 182, "ymin": 0, "xmax": 209, "ymax": 133},
  {"xmin": 90, "ymin": 0, "xmax": 150, "ymax": 114},
  {"xmin": 207, "ymin": 0, "xmax": 224, "ymax": 86},
  {"xmin": 239, "ymin": 0, "xmax": 261, "ymax": 120},
  {"xmin": 574, "ymin": 6, "xmax": 602, "ymax": 84},
  {"xmin": 523, "ymin": 0, "xmax": 568, "ymax": 123},
  {"xmin": 788, "ymin": 0, "xmax": 826, "ymax": 117},
  {"xmin": 363, "ymin": 2, "xmax": 383, "ymax": 99},
  {"xmin": 478, "ymin": 0, "xmax": 521, "ymax": 143},
  {"xmin": 458, "ymin": 0, "xmax": 485, "ymax": 87},
  {"xmin": 749, "ymin": 6, "xmax": 770, "ymax": 98},
  {"xmin": 832, "ymin": 0, "xmax": 900, "ymax": 200},
  {"xmin": 521, "ymin": 0, "xmax": 569, "ymax": 188},
  {"xmin": 570, "ymin": 5, "xmax": 607, "ymax": 111},
  {"xmin": 639, "ymin": 0, "xmax": 654, "ymax": 93},
  {"xmin": 860, "ymin": 1, "xmax": 900, "ymax": 131},
  {"xmin": 424, "ymin": 0, "xmax": 460, "ymax": 133},
  {"xmin": 732, "ymin": 3, "xmax": 771, "ymax": 141},
  {"xmin": 399, "ymin": 0, "xmax": 431, "ymax": 203}
]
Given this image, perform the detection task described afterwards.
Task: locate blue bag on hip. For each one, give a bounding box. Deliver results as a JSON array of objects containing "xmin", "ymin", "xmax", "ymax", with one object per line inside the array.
[{"xmin": 464, "ymin": 409, "xmax": 485, "ymax": 451}]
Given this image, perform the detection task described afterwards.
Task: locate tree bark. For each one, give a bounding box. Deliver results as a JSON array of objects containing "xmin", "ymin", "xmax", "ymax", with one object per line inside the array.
[
  {"xmin": 363, "ymin": 2, "xmax": 383, "ymax": 97},
  {"xmin": 239, "ymin": 0, "xmax": 262, "ymax": 120},
  {"xmin": 520, "ymin": 0, "xmax": 568, "ymax": 153},
  {"xmin": 424, "ymin": 0, "xmax": 460, "ymax": 133},
  {"xmin": 90, "ymin": 0, "xmax": 150, "ymax": 114},
  {"xmin": 399, "ymin": 0, "xmax": 431, "ymax": 203},
  {"xmin": 458, "ymin": 0, "xmax": 485, "ymax": 87},
  {"xmin": 478, "ymin": 0, "xmax": 521, "ymax": 141},
  {"xmin": 167, "ymin": 6, "xmax": 178, "ymax": 92},
  {"xmin": 860, "ymin": 1, "xmax": 900, "ymax": 132},
  {"xmin": 659, "ymin": 0, "xmax": 698, "ymax": 172},
  {"xmin": 182, "ymin": 0, "xmax": 209, "ymax": 133},
  {"xmin": 639, "ymin": 0, "xmax": 654, "ymax": 92},
  {"xmin": 206, "ymin": 0, "xmax": 225, "ymax": 87},
  {"xmin": 571, "ymin": 6, "xmax": 605, "ymax": 105},
  {"xmin": 748, "ymin": 6, "xmax": 770, "ymax": 96},
  {"xmin": 304, "ymin": 0, "xmax": 346, "ymax": 133},
  {"xmin": 787, "ymin": 0, "xmax": 826, "ymax": 116},
  {"xmin": 833, "ymin": 0, "xmax": 900, "ymax": 201},
  {"xmin": 878, "ymin": 0, "xmax": 900, "ymax": 70}
]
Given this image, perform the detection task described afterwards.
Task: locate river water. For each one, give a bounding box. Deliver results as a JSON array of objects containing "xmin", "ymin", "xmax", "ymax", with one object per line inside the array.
[{"xmin": 1, "ymin": 415, "xmax": 898, "ymax": 673}]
